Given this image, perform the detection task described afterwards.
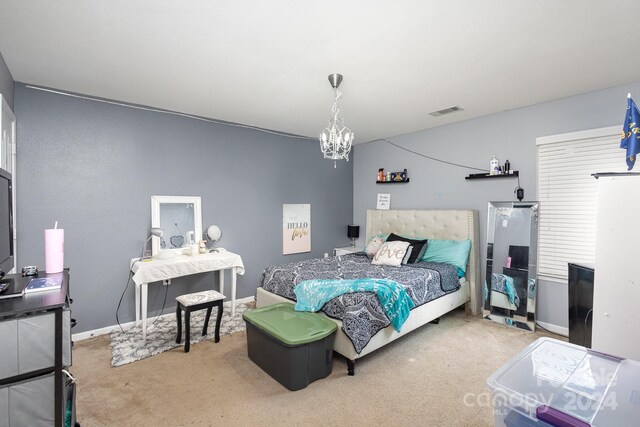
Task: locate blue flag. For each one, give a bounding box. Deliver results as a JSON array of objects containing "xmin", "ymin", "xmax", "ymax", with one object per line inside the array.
[{"xmin": 621, "ymin": 94, "xmax": 640, "ymax": 170}]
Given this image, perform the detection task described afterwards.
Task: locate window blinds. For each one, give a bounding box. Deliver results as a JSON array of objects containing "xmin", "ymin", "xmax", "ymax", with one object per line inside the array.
[{"xmin": 536, "ymin": 126, "xmax": 625, "ymax": 281}]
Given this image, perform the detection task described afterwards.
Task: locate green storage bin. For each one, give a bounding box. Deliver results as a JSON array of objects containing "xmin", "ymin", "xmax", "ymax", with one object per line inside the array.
[{"xmin": 243, "ymin": 303, "xmax": 337, "ymax": 390}]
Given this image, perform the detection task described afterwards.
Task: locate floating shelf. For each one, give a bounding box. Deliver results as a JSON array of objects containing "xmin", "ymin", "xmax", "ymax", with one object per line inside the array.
[
  {"xmin": 465, "ymin": 171, "xmax": 519, "ymax": 180},
  {"xmin": 376, "ymin": 178, "xmax": 410, "ymax": 184}
]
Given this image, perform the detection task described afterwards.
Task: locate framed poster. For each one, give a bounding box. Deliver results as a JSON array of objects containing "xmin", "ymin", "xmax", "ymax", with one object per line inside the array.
[
  {"xmin": 376, "ymin": 193, "xmax": 391, "ymax": 210},
  {"xmin": 283, "ymin": 204, "xmax": 311, "ymax": 254}
]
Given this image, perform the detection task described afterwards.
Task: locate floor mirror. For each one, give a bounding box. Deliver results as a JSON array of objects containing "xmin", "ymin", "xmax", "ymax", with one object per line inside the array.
[{"xmin": 484, "ymin": 201, "xmax": 538, "ymax": 331}]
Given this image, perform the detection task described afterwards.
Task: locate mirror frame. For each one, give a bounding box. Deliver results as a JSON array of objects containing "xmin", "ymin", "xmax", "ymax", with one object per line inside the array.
[
  {"xmin": 151, "ymin": 195, "xmax": 202, "ymax": 256},
  {"xmin": 484, "ymin": 201, "xmax": 539, "ymax": 332}
]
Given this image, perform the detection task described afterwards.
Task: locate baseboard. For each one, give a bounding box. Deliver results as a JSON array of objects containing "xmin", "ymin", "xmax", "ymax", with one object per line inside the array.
[
  {"xmin": 536, "ymin": 321, "xmax": 569, "ymax": 337},
  {"xmin": 72, "ymin": 296, "xmax": 254, "ymax": 342}
]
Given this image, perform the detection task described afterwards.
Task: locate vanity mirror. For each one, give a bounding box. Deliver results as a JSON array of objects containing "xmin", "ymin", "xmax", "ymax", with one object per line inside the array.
[
  {"xmin": 484, "ymin": 201, "xmax": 538, "ymax": 331},
  {"xmin": 151, "ymin": 196, "xmax": 202, "ymax": 257}
]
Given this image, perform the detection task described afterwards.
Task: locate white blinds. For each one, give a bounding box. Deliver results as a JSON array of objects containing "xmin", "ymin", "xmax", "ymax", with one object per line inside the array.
[{"xmin": 536, "ymin": 126, "xmax": 626, "ymax": 280}]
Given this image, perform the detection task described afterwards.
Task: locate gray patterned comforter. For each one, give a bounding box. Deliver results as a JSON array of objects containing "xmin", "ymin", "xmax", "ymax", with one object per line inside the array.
[{"xmin": 259, "ymin": 253, "xmax": 460, "ymax": 353}]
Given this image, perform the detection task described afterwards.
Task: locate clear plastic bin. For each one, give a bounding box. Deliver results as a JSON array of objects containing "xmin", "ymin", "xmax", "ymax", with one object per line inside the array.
[{"xmin": 487, "ymin": 337, "xmax": 640, "ymax": 426}]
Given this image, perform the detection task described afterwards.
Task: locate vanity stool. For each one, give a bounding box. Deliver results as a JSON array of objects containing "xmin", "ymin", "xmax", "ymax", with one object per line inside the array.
[{"xmin": 175, "ymin": 290, "xmax": 225, "ymax": 353}]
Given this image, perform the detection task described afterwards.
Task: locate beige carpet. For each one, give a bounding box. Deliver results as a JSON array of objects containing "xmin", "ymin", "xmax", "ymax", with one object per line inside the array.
[{"xmin": 72, "ymin": 308, "xmax": 560, "ymax": 426}]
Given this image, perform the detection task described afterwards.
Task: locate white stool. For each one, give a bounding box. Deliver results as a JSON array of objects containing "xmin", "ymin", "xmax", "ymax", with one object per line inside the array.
[{"xmin": 175, "ymin": 290, "xmax": 225, "ymax": 352}]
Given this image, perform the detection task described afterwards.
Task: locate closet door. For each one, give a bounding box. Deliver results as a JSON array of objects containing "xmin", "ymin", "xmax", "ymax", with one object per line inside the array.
[{"xmin": 592, "ymin": 175, "xmax": 640, "ymax": 360}]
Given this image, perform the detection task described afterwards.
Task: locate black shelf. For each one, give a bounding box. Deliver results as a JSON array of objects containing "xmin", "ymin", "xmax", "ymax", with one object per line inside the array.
[
  {"xmin": 465, "ymin": 171, "xmax": 519, "ymax": 180},
  {"xmin": 376, "ymin": 178, "xmax": 410, "ymax": 184}
]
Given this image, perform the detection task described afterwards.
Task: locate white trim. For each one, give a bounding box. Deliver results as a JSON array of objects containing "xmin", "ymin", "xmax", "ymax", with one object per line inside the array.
[
  {"xmin": 536, "ymin": 125, "xmax": 620, "ymax": 145},
  {"xmin": 72, "ymin": 295, "xmax": 254, "ymax": 342},
  {"xmin": 536, "ymin": 321, "xmax": 569, "ymax": 337}
]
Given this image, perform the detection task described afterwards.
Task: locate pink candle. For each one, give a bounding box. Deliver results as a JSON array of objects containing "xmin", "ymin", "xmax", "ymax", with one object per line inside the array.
[{"xmin": 45, "ymin": 229, "xmax": 64, "ymax": 273}]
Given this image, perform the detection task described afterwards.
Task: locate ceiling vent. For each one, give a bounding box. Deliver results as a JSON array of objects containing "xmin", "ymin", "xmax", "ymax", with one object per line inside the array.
[{"xmin": 429, "ymin": 106, "xmax": 464, "ymax": 117}]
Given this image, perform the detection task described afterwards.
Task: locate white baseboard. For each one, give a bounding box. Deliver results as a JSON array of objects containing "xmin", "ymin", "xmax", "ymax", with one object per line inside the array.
[
  {"xmin": 72, "ymin": 296, "xmax": 254, "ymax": 342},
  {"xmin": 536, "ymin": 321, "xmax": 569, "ymax": 337}
]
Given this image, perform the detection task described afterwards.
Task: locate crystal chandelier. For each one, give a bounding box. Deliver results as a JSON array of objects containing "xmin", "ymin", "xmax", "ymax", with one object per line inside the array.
[{"xmin": 319, "ymin": 73, "xmax": 354, "ymax": 167}]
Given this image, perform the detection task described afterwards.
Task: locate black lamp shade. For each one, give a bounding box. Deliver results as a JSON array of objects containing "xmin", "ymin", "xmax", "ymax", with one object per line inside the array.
[{"xmin": 347, "ymin": 225, "xmax": 360, "ymax": 239}]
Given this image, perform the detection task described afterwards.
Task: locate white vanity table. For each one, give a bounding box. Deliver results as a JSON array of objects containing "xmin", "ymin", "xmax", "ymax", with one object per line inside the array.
[{"xmin": 130, "ymin": 250, "xmax": 245, "ymax": 340}]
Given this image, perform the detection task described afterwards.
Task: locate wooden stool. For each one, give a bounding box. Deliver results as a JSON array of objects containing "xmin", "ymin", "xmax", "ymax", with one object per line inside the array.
[{"xmin": 175, "ymin": 290, "xmax": 225, "ymax": 353}]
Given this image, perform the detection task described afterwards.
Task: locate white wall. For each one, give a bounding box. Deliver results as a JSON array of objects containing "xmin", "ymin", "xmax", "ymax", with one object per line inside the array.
[{"xmin": 353, "ymin": 79, "xmax": 640, "ymax": 329}]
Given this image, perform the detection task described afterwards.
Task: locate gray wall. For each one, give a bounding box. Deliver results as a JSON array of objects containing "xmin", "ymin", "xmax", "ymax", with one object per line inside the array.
[
  {"xmin": 354, "ymin": 79, "xmax": 640, "ymax": 330},
  {"xmin": 14, "ymin": 83, "xmax": 353, "ymax": 333},
  {"xmin": 0, "ymin": 50, "xmax": 13, "ymax": 109}
]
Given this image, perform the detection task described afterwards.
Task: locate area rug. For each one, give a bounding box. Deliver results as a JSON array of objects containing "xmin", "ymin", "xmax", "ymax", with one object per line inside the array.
[{"xmin": 110, "ymin": 301, "xmax": 249, "ymax": 367}]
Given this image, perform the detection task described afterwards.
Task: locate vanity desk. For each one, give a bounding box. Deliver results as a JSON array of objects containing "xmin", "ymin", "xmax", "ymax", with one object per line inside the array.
[{"xmin": 130, "ymin": 250, "xmax": 245, "ymax": 340}]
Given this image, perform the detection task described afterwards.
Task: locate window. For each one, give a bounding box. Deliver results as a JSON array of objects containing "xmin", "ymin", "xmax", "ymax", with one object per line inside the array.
[{"xmin": 536, "ymin": 126, "xmax": 626, "ymax": 281}]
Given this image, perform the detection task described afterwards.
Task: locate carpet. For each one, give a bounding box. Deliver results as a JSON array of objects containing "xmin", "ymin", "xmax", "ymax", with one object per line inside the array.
[
  {"xmin": 109, "ymin": 301, "xmax": 248, "ymax": 367},
  {"xmin": 76, "ymin": 307, "xmax": 563, "ymax": 426}
]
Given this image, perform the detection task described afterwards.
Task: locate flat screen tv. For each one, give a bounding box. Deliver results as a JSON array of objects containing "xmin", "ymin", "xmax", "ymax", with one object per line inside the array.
[
  {"xmin": 0, "ymin": 168, "xmax": 14, "ymax": 279},
  {"xmin": 508, "ymin": 245, "xmax": 529, "ymax": 271}
]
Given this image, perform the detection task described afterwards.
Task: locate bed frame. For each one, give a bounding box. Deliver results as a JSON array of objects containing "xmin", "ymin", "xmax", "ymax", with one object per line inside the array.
[{"xmin": 255, "ymin": 209, "xmax": 481, "ymax": 375}]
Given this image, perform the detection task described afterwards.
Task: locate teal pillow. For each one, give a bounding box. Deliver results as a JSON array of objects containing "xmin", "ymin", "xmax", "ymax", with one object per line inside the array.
[{"xmin": 421, "ymin": 239, "xmax": 472, "ymax": 277}]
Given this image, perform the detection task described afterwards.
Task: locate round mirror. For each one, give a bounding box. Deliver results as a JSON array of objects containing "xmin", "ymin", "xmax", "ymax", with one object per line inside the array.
[{"xmin": 207, "ymin": 225, "xmax": 222, "ymax": 242}]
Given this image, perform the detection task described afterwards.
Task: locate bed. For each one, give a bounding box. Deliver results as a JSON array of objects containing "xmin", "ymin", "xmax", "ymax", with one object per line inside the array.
[
  {"xmin": 255, "ymin": 209, "xmax": 481, "ymax": 374},
  {"xmin": 489, "ymin": 273, "xmax": 520, "ymax": 312}
]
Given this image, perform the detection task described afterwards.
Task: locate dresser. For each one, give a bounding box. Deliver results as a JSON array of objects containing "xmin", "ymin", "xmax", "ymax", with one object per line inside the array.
[
  {"xmin": 593, "ymin": 174, "xmax": 640, "ymax": 360},
  {"xmin": 0, "ymin": 269, "xmax": 76, "ymax": 427},
  {"xmin": 568, "ymin": 262, "xmax": 594, "ymax": 348}
]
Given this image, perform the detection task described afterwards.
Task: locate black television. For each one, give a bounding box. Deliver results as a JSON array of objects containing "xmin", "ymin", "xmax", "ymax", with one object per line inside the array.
[
  {"xmin": 508, "ymin": 245, "xmax": 529, "ymax": 271},
  {"xmin": 0, "ymin": 168, "xmax": 14, "ymax": 279}
]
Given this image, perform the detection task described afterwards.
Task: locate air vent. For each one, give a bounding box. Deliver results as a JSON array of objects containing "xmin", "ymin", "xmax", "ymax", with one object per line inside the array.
[{"xmin": 429, "ymin": 106, "xmax": 464, "ymax": 117}]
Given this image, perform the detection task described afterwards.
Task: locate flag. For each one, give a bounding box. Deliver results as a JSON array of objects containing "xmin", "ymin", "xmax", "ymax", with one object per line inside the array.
[{"xmin": 621, "ymin": 94, "xmax": 640, "ymax": 170}]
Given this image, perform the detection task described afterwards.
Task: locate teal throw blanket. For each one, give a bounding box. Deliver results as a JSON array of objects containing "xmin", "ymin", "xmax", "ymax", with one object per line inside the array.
[{"xmin": 294, "ymin": 278, "xmax": 415, "ymax": 332}]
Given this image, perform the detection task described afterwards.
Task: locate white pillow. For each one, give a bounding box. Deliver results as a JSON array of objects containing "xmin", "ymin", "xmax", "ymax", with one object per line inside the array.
[
  {"xmin": 365, "ymin": 237, "xmax": 385, "ymax": 257},
  {"xmin": 372, "ymin": 241, "xmax": 411, "ymax": 266}
]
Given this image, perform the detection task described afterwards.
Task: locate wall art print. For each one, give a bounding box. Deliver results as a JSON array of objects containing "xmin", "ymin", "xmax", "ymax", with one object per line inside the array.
[{"xmin": 283, "ymin": 204, "xmax": 311, "ymax": 255}]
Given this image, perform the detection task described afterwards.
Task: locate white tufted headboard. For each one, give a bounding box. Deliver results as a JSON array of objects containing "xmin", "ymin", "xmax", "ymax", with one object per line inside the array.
[{"xmin": 366, "ymin": 209, "xmax": 481, "ymax": 316}]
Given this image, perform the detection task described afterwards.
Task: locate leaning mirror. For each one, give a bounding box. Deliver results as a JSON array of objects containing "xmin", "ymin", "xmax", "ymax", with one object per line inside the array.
[
  {"xmin": 151, "ymin": 196, "xmax": 202, "ymax": 257},
  {"xmin": 484, "ymin": 201, "xmax": 539, "ymax": 331}
]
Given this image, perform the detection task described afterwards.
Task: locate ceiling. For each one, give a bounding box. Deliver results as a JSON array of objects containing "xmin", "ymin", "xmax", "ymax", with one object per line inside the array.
[{"xmin": 1, "ymin": 1, "xmax": 639, "ymax": 143}]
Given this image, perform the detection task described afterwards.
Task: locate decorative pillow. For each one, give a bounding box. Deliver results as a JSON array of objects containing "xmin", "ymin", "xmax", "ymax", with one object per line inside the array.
[
  {"xmin": 365, "ymin": 237, "xmax": 386, "ymax": 257},
  {"xmin": 372, "ymin": 241, "xmax": 410, "ymax": 266},
  {"xmin": 385, "ymin": 233, "xmax": 428, "ymax": 264},
  {"xmin": 420, "ymin": 239, "xmax": 472, "ymax": 277},
  {"xmin": 401, "ymin": 246, "xmax": 413, "ymax": 265}
]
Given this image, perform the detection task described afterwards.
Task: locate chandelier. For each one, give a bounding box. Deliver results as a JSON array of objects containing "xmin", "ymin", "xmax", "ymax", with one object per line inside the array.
[{"xmin": 319, "ymin": 73, "xmax": 354, "ymax": 167}]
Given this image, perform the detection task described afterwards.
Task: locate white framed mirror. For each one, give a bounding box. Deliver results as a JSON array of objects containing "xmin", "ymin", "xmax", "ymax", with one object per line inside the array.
[{"xmin": 151, "ymin": 195, "xmax": 202, "ymax": 256}]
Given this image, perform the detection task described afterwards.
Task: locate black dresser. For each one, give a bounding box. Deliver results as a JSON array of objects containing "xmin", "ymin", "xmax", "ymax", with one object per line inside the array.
[
  {"xmin": 0, "ymin": 269, "xmax": 77, "ymax": 426},
  {"xmin": 568, "ymin": 262, "xmax": 595, "ymax": 348}
]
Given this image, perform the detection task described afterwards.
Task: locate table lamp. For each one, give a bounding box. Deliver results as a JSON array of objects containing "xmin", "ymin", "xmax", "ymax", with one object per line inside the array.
[
  {"xmin": 142, "ymin": 227, "xmax": 163, "ymax": 260},
  {"xmin": 347, "ymin": 225, "xmax": 359, "ymax": 247}
]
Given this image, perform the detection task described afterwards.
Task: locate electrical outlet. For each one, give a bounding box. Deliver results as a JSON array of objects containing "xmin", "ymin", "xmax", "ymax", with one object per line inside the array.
[
  {"xmin": 324, "ymin": 253, "xmax": 328, "ymax": 258},
  {"xmin": 163, "ymin": 279, "xmax": 171, "ymax": 286}
]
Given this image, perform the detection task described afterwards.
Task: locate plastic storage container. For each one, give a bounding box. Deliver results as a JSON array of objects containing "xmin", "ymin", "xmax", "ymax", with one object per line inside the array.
[
  {"xmin": 243, "ymin": 303, "xmax": 337, "ymax": 391},
  {"xmin": 487, "ymin": 337, "xmax": 640, "ymax": 426}
]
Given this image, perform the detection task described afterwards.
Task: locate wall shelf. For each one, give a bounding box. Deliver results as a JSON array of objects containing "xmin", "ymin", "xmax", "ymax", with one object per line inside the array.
[
  {"xmin": 376, "ymin": 178, "xmax": 410, "ymax": 184},
  {"xmin": 465, "ymin": 171, "xmax": 518, "ymax": 180}
]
